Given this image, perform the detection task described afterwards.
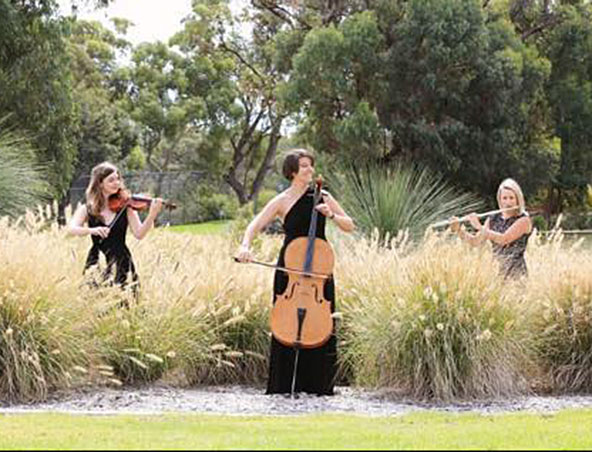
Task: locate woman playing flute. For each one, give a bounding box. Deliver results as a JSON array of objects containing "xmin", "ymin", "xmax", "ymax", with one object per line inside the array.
[{"xmin": 450, "ymin": 178, "xmax": 532, "ymax": 278}]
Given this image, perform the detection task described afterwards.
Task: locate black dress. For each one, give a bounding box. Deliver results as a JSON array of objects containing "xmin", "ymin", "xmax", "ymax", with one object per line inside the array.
[
  {"xmin": 84, "ymin": 207, "xmax": 139, "ymax": 295},
  {"xmin": 488, "ymin": 212, "xmax": 531, "ymax": 278},
  {"xmin": 266, "ymin": 188, "xmax": 337, "ymax": 395}
]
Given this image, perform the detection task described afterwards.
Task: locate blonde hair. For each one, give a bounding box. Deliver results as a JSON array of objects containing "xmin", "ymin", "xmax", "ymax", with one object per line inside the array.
[
  {"xmin": 85, "ymin": 162, "xmax": 124, "ymax": 217},
  {"xmin": 496, "ymin": 178, "xmax": 527, "ymax": 215}
]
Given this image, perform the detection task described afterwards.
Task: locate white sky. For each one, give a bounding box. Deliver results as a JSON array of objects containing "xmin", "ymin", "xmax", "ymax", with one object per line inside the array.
[{"xmin": 58, "ymin": 0, "xmax": 249, "ymax": 45}]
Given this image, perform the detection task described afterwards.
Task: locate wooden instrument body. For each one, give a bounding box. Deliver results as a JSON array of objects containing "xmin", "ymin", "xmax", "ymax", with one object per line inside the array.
[{"xmin": 270, "ymin": 236, "xmax": 334, "ymax": 348}]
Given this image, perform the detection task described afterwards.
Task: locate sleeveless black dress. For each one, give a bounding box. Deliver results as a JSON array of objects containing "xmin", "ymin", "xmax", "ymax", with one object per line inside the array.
[
  {"xmin": 488, "ymin": 212, "xmax": 530, "ymax": 278},
  {"xmin": 266, "ymin": 188, "xmax": 337, "ymax": 395},
  {"xmin": 84, "ymin": 207, "xmax": 138, "ymax": 294}
]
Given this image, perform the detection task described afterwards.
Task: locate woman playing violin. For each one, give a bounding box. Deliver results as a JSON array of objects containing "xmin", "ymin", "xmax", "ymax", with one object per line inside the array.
[
  {"xmin": 450, "ymin": 178, "xmax": 532, "ymax": 278},
  {"xmin": 68, "ymin": 162, "xmax": 163, "ymax": 297},
  {"xmin": 236, "ymin": 149, "xmax": 354, "ymax": 395}
]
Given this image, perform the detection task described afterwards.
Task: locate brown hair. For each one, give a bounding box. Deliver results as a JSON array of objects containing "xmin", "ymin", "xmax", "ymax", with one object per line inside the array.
[
  {"xmin": 282, "ymin": 149, "xmax": 315, "ymax": 181},
  {"xmin": 85, "ymin": 162, "xmax": 125, "ymax": 217}
]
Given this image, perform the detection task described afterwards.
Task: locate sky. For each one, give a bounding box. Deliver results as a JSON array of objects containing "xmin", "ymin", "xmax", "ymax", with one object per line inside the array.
[{"xmin": 57, "ymin": 0, "xmax": 249, "ymax": 45}]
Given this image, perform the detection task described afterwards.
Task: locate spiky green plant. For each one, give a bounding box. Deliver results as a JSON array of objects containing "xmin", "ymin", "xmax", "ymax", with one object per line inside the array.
[
  {"xmin": 0, "ymin": 120, "xmax": 48, "ymax": 217},
  {"xmin": 328, "ymin": 161, "xmax": 482, "ymax": 242}
]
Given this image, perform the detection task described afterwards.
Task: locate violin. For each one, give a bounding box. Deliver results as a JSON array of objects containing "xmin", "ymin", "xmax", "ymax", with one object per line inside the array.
[
  {"xmin": 269, "ymin": 177, "xmax": 334, "ymax": 350},
  {"xmin": 108, "ymin": 189, "xmax": 177, "ymax": 212}
]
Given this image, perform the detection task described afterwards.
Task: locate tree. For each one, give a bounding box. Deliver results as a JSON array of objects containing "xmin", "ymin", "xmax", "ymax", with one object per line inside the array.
[
  {"xmin": 279, "ymin": 0, "xmax": 556, "ymax": 202},
  {"xmin": 0, "ymin": 0, "xmax": 79, "ymax": 200},
  {"xmin": 67, "ymin": 19, "xmax": 138, "ymax": 179},
  {"xmin": 540, "ymin": 4, "xmax": 592, "ymax": 213},
  {"xmin": 172, "ymin": 0, "xmax": 286, "ymax": 205}
]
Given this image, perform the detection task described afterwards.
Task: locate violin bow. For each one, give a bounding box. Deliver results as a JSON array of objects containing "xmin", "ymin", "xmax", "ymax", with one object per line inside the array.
[
  {"xmin": 106, "ymin": 200, "xmax": 130, "ymax": 231},
  {"xmin": 97, "ymin": 199, "xmax": 131, "ymax": 243},
  {"xmin": 430, "ymin": 207, "xmax": 518, "ymax": 229},
  {"xmin": 232, "ymin": 258, "xmax": 331, "ymax": 279}
]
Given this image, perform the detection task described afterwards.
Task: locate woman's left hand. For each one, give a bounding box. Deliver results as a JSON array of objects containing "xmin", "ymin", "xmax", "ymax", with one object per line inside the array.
[
  {"xmin": 149, "ymin": 198, "xmax": 164, "ymax": 217},
  {"xmin": 315, "ymin": 203, "xmax": 334, "ymax": 218},
  {"xmin": 467, "ymin": 213, "xmax": 482, "ymax": 231}
]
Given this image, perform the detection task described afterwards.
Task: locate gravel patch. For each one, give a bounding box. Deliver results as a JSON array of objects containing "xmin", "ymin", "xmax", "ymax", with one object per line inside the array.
[{"xmin": 2, "ymin": 386, "xmax": 592, "ymax": 416}]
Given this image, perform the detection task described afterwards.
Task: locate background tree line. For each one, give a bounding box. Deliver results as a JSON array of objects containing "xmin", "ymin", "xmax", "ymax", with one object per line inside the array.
[{"xmin": 0, "ymin": 0, "xmax": 591, "ymax": 229}]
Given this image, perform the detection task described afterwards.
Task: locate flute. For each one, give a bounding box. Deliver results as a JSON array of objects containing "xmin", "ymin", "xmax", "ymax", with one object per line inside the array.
[{"xmin": 430, "ymin": 207, "xmax": 517, "ymax": 229}]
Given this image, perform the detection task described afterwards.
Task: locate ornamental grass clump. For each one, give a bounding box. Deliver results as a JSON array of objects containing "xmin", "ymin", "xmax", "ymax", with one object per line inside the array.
[
  {"xmin": 0, "ymin": 288, "xmax": 89, "ymax": 402},
  {"xmin": 90, "ymin": 298, "xmax": 208, "ymax": 385},
  {"xmin": 0, "ymin": 213, "xmax": 91, "ymax": 402},
  {"xmin": 528, "ymin": 232, "xmax": 592, "ymax": 392},
  {"xmin": 343, "ymin": 233, "xmax": 529, "ymax": 401},
  {"xmin": 123, "ymin": 229, "xmax": 276, "ymax": 386}
]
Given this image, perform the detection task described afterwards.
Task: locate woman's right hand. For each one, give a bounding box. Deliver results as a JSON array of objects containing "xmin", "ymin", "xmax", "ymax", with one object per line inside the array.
[
  {"xmin": 91, "ymin": 226, "xmax": 110, "ymax": 239},
  {"xmin": 235, "ymin": 244, "xmax": 253, "ymax": 263},
  {"xmin": 449, "ymin": 216, "xmax": 460, "ymax": 233}
]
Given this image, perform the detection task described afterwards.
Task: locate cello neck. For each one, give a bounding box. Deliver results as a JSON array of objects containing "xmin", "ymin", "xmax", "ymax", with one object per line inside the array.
[{"xmin": 303, "ymin": 179, "xmax": 323, "ymax": 274}]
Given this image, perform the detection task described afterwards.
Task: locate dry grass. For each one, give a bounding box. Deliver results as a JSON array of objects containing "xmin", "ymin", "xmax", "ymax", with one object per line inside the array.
[{"xmin": 0, "ymin": 207, "xmax": 590, "ymax": 402}]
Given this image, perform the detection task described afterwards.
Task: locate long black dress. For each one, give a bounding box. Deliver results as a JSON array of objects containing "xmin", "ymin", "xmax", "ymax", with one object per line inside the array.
[
  {"xmin": 488, "ymin": 212, "xmax": 531, "ymax": 278},
  {"xmin": 266, "ymin": 188, "xmax": 337, "ymax": 395},
  {"xmin": 84, "ymin": 207, "xmax": 139, "ymax": 295}
]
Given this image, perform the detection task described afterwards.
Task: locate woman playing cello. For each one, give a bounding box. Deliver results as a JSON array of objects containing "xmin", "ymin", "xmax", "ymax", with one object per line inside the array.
[{"xmin": 236, "ymin": 149, "xmax": 354, "ymax": 395}]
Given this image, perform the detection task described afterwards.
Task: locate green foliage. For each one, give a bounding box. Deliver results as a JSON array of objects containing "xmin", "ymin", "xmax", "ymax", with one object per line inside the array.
[
  {"xmin": 227, "ymin": 202, "xmax": 257, "ymax": 247},
  {"xmin": 544, "ymin": 4, "xmax": 592, "ymax": 203},
  {"xmin": 122, "ymin": 145, "xmax": 147, "ymax": 171},
  {"xmin": 531, "ymin": 215, "xmax": 548, "ymax": 231},
  {"xmin": 283, "ymin": 0, "xmax": 556, "ymax": 199},
  {"xmin": 167, "ymin": 220, "xmax": 230, "ymax": 235},
  {"xmin": 284, "ymin": 11, "xmax": 386, "ymax": 157},
  {"xmin": 0, "ymin": 1, "xmax": 78, "ymax": 197},
  {"xmin": 179, "ymin": 184, "xmax": 239, "ymax": 223},
  {"xmin": 0, "ymin": 124, "xmax": 49, "ymax": 217},
  {"xmin": 171, "ymin": 0, "xmax": 285, "ymax": 205},
  {"xmin": 329, "ymin": 161, "xmax": 482, "ymax": 242},
  {"xmin": 67, "ymin": 20, "xmax": 137, "ymax": 179}
]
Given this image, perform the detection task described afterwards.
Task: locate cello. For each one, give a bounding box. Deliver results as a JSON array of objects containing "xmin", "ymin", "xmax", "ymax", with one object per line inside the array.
[{"xmin": 270, "ymin": 177, "xmax": 335, "ymax": 395}]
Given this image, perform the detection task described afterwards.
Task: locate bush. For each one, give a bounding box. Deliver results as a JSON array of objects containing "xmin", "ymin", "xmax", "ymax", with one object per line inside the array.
[
  {"xmin": 341, "ymin": 234, "xmax": 529, "ymax": 401},
  {"xmin": 180, "ymin": 185, "xmax": 239, "ymax": 223},
  {"xmin": 0, "ymin": 121, "xmax": 48, "ymax": 217},
  {"xmin": 531, "ymin": 215, "xmax": 548, "ymax": 232},
  {"xmin": 328, "ymin": 161, "xmax": 482, "ymax": 243},
  {"xmin": 5, "ymin": 204, "xmax": 592, "ymax": 401},
  {"xmin": 0, "ymin": 290, "xmax": 89, "ymax": 402},
  {"xmin": 557, "ymin": 212, "xmax": 592, "ymax": 230},
  {"xmin": 530, "ymin": 250, "xmax": 592, "ymax": 393}
]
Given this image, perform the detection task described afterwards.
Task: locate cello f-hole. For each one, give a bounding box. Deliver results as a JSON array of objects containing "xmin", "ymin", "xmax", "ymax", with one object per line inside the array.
[{"xmin": 283, "ymin": 282, "xmax": 298, "ymax": 300}]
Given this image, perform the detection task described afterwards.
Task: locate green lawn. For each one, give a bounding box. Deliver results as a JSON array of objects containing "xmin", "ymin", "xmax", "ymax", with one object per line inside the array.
[
  {"xmin": 165, "ymin": 220, "xmax": 230, "ymax": 235},
  {"xmin": 1, "ymin": 410, "xmax": 592, "ymax": 449}
]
